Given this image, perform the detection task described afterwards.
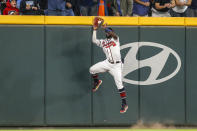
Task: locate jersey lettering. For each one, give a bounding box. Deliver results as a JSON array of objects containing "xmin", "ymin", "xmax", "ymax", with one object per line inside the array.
[{"xmin": 103, "ymin": 41, "xmax": 116, "ymax": 48}]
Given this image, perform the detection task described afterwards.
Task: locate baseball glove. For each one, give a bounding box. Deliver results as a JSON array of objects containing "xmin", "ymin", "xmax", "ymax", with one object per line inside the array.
[{"xmin": 93, "ymin": 17, "xmax": 104, "ymax": 29}]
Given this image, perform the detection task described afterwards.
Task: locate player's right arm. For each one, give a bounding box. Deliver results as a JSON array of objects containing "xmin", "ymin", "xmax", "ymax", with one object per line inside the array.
[{"xmin": 92, "ymin": 29, "xmax": 102, "ymax": 47}]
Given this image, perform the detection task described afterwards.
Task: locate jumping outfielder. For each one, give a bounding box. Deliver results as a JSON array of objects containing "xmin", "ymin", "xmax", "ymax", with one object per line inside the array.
[{"xmin": 89, "ymin": 17, "xmax": 128, "ymax": 113}]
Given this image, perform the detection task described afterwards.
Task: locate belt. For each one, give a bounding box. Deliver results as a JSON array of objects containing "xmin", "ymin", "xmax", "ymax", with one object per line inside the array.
[{"xmin": 108, "ymin": 60, "xmax": 121, "ymax": 64}]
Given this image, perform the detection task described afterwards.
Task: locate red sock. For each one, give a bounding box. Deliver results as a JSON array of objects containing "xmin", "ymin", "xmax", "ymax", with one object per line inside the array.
[{"xmin": 92, "ymin": 74, "xmax": 99, "ymax": 83}]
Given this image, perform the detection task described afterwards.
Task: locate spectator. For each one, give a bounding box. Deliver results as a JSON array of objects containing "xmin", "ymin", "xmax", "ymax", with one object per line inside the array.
[
  {"xmin": 38, "ymin": 0, "xmax": 47, "ymax": 10},
  {"xmin": 152, "ymin": 0, "xmax": 175, "ymax": 17},
  {"xmin": 111, "ymin": 0, "xmax": 133, "ymax": 16},
  {"xmin": 80, "ymin": 0, "xmax": 98, "ymax": 16},
  {"xmin": 48, "ymin": 0, "xmax": 74, "ymax": 16},
  {"xmin": 148, "ymin": 0, "xmax": 154, "ymax": 16},
  {"xmin": 170, "ymin": 0, "xmax": 192, "ymax": 17},
  {"xmin": 3, "ymin": 0, "xmax": 19, "ymax": 15},
  {"xmin": 20, "ymin": 0, "xmax": 43, "ymax": 15},
  {"xmin": 16, "ymin": 0, "xmax": 20, "ymax": 8},
  {"xmin": 38, "ymin": 0, "xmax": 47, "ymax": 15},
  {"xmin": 1, "ymin": 0, "xmax": 46, "ymax": 15},
  {"xmin": 16, "ymin": 0, "xmax": 46, "ymax": 15},
  {"xmin": 133, "ymin": 0, "xmax": 150, "ymax": 16},
  {"xmin": 0, "ymin": 0, "xmax": 6, "ymax": 14},
  {"xmin": 66, "ymin": 0, "xmax": 80, "ymax": 16},
  {"xmin": 65, "ymin": 0, "xmax": 74, "ymax": 15},
  {"xmin": 106, "ymin": 0, "xmax": 115, "ymax": 16},
  {"xmin": 187, "ymin": 0, "xmax": 197, "ymax": 17}
]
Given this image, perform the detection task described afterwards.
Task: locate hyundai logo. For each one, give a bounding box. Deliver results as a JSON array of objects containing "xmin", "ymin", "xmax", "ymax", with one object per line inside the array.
[{"xmin": 120, "ymin": 42, "xmax": 181, "ymax": 85}]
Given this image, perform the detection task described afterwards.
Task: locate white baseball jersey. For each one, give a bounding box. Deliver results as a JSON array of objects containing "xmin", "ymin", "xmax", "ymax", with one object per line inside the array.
[
  {"xmin": 92, "ymin": 30, "xmax": 121, "ymax": 63},
  {"xmin": 90, "ymin": 30, "xmax": 124, "ymax": 90}
]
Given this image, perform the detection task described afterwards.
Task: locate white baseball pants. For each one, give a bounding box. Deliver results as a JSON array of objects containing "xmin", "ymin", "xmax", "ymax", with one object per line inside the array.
[{"xmin": 89, "ymin": 60, "xmax": 124, "ymax": 90}]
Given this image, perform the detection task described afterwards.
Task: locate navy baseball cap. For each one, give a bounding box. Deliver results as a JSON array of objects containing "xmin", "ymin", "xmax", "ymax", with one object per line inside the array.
[{"xmin": 105, "ymin": 27, "xmax": 114, "ymax": 33}]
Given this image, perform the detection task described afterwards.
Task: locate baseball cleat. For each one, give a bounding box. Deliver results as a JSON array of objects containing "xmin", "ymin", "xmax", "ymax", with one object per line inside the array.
[
  {"xmin": 120, "ymin": 104, "xmax": 128, "ymax": 113},
  {"xmin": 92, "ymin": 80, "xmax": 102, "ymax": 92}
]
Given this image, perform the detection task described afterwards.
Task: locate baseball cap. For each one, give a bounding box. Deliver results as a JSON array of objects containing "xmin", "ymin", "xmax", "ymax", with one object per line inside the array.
[{"xmin": 105, "ymin": 27, "xmax": 114, "ymax": 33}]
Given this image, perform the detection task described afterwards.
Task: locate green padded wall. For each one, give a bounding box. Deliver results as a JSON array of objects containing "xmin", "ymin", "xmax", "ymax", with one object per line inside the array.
[
  {"xmin": 139, "ymin": 27, "xmax": 185, "ymax": 124},
  {"xmin": 45, "ymin": 26, "xmax": 92, "ymax": 125},
  {"xmin": 0, "ymin": 25, "xmax": 196, "ymax": 126},
  {"xmin": 0, "ymin": 25, "xmax": 44, "ymax": 125},
  {"xmin": 92, "ymin": 27, "xmax": 139, "ymax": 125},
  {"xmin": 186, "ymin": 27, "xmax": 197, "ymax": 124}
]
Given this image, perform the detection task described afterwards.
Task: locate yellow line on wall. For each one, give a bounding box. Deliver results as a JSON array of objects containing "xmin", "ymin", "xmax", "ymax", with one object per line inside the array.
[
  {"xmin": 0, "ymin": 15, "xmax": 45, "ymax": 25},
  {"xmin": 45, "ymin": 16, "xmax": 92, "ymax": 25},
  {"xmin": 98, "ymin": 16, "xmax": 139, "ymax": 26},
  {"xmin": 139, "ymin": 17, "xmax": 185, "ymax": 26},
  {"xmin": 185, "ymin": 18, "xmax": 197, "ymax": 26},
  {"xmin": 0, "ymin": 16, "xmax": 197, "ymax": 26}
]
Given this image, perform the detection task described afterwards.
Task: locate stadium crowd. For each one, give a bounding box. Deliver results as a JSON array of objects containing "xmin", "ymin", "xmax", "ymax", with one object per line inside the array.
[{"xmin": 0, "ymin": 0, "xmax": 196, "ymax": 17}]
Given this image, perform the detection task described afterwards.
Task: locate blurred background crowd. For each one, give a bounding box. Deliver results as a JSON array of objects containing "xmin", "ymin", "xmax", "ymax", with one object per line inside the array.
[{"xmin": 0, "ymin": 0, "xmax": 196, "ymax": 17}]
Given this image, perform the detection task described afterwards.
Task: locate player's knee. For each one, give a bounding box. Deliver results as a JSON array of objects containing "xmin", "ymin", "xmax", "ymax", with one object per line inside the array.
[
  {"xmin": 117, "ymin": 84, "xmax": 124, "ymax": 90},
  {"xmin": 89, "ymin": 67, "xmax": 94, "ymax": 74},
  {"xmin": 116, "ymin": 81, "xmax": 124, "ymax": 90}
]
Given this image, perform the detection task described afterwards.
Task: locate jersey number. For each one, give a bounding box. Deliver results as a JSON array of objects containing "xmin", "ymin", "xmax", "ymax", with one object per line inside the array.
[{"xmin": 103, "ymin": 41, "xmax": 116, "ymax": 48}]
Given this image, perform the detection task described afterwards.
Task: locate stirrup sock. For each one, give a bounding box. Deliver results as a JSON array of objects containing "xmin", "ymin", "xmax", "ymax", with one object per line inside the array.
[
  {"xmin": 92, "ymin": 74, "xmax": 99, "ymax": 83},
  {"xmin": 119, "ymin": 88, "xmax": 127, "ymax": 105}
]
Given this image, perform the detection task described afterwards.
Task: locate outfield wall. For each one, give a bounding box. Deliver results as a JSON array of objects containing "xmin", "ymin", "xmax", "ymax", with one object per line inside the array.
[{"xmin": 0, "ymin": 16, "xmax": 197, "ymax": 126}]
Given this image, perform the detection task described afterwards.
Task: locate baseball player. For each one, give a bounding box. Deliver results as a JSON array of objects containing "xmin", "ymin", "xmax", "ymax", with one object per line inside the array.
[{"xmin": 89, "ymin": 21, "xmax": 128, "ymax": 113}]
